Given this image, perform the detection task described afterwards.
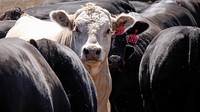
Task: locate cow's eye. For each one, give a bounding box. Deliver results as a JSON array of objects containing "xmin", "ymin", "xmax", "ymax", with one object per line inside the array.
[
  {"xmin": 106, "ymin": 29, "xmax": 110, "ymax": 34},
  {"xmin": 73, "ymin": 27, "xmax": 81, "ymax": 38},
  {"xmin": 75, "ymin": 27, "xmax": 81, "ymax": 34}
]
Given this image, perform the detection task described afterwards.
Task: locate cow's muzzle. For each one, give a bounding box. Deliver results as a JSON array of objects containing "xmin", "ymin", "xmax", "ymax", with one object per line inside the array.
[
  {"xmin": 83, "ymin": 46, "xmax": 102, "ymax": 61},
  {"xmin": 108, "ymin": 55, "xmax": 122, "ymax": 69}
]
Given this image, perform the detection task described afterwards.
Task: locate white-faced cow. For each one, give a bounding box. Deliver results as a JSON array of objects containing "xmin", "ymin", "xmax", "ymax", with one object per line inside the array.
[{"xmin": 6, "ymin": 3, "xmax": 134, "ymax": 112}]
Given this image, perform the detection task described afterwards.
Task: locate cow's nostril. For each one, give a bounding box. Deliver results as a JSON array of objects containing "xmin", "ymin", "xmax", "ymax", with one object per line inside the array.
[
  {"xmin": 83, "ymin": 48, "xmax": 89, "ymax": 55},
  {"xmin": 96, "ymin": 49, "xmax": 101, "ymax": 55}
]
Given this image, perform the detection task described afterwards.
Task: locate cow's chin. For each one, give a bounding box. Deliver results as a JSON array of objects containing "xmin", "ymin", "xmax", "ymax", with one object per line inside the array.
[{"xmin": 82, "ymin": 59, "xmax": 102, "ymax": 66}]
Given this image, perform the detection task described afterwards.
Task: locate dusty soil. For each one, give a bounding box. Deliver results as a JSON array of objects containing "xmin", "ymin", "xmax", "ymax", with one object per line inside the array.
[{"xmin": 0, "ymin": 0, "xmax": 43, "ymax": 15}]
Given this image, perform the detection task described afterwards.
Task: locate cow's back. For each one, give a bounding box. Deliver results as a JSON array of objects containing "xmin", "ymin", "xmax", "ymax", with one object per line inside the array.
[
  {"xmin": 139, "ymin": 26, "xmax": 200, "ymax": 112},
  {"xmin": 5, "ymin": 14, "xmax": 69, "ymax": 44},
  {"xmin": 0, "ymin": 38, "xmax": 71, "ymax": 112},
  {"xmin": 29, "ymin": 39, "xmax": 98, "ymax": 112}
]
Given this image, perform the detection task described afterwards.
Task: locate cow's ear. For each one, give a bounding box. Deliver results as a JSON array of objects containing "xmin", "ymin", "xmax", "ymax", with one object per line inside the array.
[
  {"xmin": 50, "ymin": 10, "xmax": 74, "ymax": 30},
  {"xmin": 112, "ymin": 14, "xmax": 134, "ymax": 35},
  {"xmin": 126, "ymin": 21, "xmax": 149, "ymax": 35},
  {"xmin": 29, "ymin": 39, "xmax": 38, "ymax": 49}
]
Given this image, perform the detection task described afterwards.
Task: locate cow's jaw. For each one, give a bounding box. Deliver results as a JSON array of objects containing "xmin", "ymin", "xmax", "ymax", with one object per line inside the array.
[{"xmin": 83, "ymin": 62, "xmax": 101, "ymax": 76}]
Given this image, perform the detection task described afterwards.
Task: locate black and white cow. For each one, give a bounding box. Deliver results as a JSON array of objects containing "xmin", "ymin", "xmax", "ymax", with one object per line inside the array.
[
  {"xmin": 29, "ymin": 38, "xmax": 98, "ymax": 112},
  {"xmin": 139, "ymin": 26, "xmax": 200, "ymax": 112},
  {"xmin": 0, "ymin": 38, "xmax": 71, "ymax": 112},
  {"xmin": 108, "ymin": 0, "xmax": 198, "ymax": 112}
]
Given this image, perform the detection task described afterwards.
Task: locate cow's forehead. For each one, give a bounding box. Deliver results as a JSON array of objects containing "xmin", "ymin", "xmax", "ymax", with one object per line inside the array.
[
  {"xmin": 75, "ymin": 12, "xmax": 111, "ymax": 28},
  {"xmin": 74, "ymin": 3, "xmax": 112, "ymax": 29}
]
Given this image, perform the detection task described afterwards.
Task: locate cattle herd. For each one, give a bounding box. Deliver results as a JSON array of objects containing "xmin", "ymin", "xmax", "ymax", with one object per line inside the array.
[{"xmin": 0, "ymin": 0, "xmax": 200, "ymax": 112}]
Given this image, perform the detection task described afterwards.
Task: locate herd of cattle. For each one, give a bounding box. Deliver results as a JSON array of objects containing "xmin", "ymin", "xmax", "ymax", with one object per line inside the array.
[{"xmin": 0, "ymin": 0, "xmax": 200, "ymax": 112}]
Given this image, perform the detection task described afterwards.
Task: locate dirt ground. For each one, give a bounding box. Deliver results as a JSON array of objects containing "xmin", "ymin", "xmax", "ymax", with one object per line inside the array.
[{"xmin": 0, "ymin": 0, "xmax": 43, "ymax": 15}]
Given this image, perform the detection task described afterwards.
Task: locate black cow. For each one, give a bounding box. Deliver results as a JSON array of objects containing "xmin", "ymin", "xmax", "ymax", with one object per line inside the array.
[
  {"xmin": 0, "ymin": 20, "xmax": 16, "ymax": 38},
  {"xmin": 129, "ymin": 1, "xmax": 150, "ymax": 12},
  {"xmin": 0, "ymin": 38, "xmax": 71, "ymax": 112},
  {"xmin": 108, "ymin": 1, "xmax": 198, "ymax": 112},
  {"xmin": 42, "ymin": 0, "xmax": 81, "ymax": 5},
  {"xmin": 42, "ymin": 0, "xmax": 133, "ymax": 6},
  {"xmin": 176, "ymin": 0, "xmax": 200, "ymax": 27},
  {"xmin": 109, "ymin": 12, "xmax": 161, "ymax": 112},
  {"xmin": 140, "ymin": 0, "xmax": 197, "ymax": 29},
  {"xmin": 24, "ymin": 0, "xmax": 136, "ymax": 19},
  {"xmin": 139, "ymin": 26, "xmax": 200, "ymax": 112},
  {"xmin": 29, "ymin": 39, "xmax": 98, "ymax": 112},
  {"xmin": 129, "ymin": 0, "xmax": 157, "ymax": 4}
]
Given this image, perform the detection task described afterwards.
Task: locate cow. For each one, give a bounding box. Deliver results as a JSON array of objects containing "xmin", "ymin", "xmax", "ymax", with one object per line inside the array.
[
  {"xmin": 29, "ymin": 38, "xmax": 98, "ymax": 112},
  {"xmin": 0, "ymin": 37, "xmax": 71, "ymax": 112},
  {"xmin": 176, "ymin": 0, "xmax": 200, "ymax": 27},
  {"xmin": 109, "ymin": 12, "xmax": 161, "ymax": 112},
  {"xmin": 0, "ymin": 7, "xmax": 22, "ymax": 20},
  {"xmin": 42, "ymin": 0, "xmax": 81, "ymax": 5},
  {"xmin": 6, "ymin": 3, "xmax": 135, "ymax": 112},
  {"xmin": 129, "ymin": 0, "xmax": 157, "ymax": 4},
  {"xmin": 24, "ymin": 0, "xmax": 135, "ymax": 20},
  {"xmin": 129, "ymin": 1, "xmax": 150, "ymax": 13},
  {"xmin": 139, "ymin": 26, "xmax": 200, "ymax": 112},
  {"xmin": 108, "ymin": 0, "xmax": 198, "ymax": 112},
  {"xmin": 140, "ymin": 0, "xmax": 197, "ymax": 29},
  {"xmin": 42, "ymin": 0, "xmax": 135, "ymax": 6},
  {"xmin": 0, "ymin": 20, "xmax": 16, "ymax": 38}
]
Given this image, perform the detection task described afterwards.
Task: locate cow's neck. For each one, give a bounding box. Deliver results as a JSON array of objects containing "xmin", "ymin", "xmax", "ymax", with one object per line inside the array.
[
  {"xmin": 84, "ymin": 59, "xmax": 110, "ymax": 76},
  {"xmin": 84, "ymin": 59, "xmax": 112, "ymax": 112}
]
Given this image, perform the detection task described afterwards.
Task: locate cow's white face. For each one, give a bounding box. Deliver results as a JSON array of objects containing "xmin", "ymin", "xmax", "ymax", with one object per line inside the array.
[
  {"xmin": 50, "ymin": 3, "xmax": 134, "ymax": 67},
  {"xmin": 71, "ymin": 5, "xmax": 113, "ymax": 67}
]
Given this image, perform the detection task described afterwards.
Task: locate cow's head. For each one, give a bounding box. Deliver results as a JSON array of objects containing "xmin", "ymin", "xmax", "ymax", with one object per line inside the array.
[
  {"xmin": 109, "ymin": 20, "xmax": 149, "ymax": 70},
  {"xmin": 49, "ymin": 3, "xmax": 134, "ymax": 72}
]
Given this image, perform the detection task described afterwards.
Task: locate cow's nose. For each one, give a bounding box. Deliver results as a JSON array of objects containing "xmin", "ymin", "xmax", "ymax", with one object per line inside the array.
[
  {"xmin": 109, "ymin": 55, "xmax": 121, "ymax": 64},
  {"xmin": 83, "ymin": 47, "xmax": 101, "ymax": 60},
  {"xmin": 108, "ymin": 55, "xmax": 122, "ymax": 68}
]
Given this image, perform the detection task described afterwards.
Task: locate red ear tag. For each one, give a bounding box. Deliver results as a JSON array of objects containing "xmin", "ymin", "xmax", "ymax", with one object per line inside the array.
[
  {"xmin": 127, "ymin": 29, "xmax": 138, "ymax": 44},
  {"xmin": 115, "ymin": 21, "xmax": 125, "ymax": 35}
]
